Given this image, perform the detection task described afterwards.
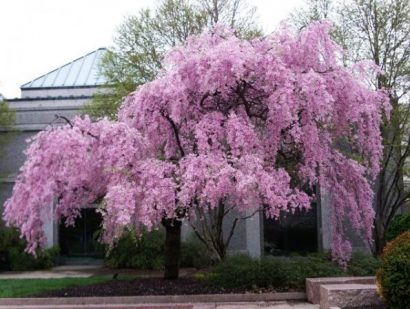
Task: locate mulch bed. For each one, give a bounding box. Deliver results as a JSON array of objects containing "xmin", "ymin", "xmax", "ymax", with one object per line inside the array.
[{"xmin": 34, "ymin": 277, "xmax": 282, "ymax": 297}]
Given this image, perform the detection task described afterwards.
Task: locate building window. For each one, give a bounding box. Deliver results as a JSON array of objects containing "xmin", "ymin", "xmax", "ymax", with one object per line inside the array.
[{"xmin": 264, "ymin": 201, "xmax": 318, "ymax": 255}]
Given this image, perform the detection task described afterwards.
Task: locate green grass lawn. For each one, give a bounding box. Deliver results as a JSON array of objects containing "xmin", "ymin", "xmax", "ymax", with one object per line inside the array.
[{"xmin": 0, "ymin": 276, "xmax": 120, "ymax": 297}]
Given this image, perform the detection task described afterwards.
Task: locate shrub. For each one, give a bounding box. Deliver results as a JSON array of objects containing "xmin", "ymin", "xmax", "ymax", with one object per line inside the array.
[
  {"xmin": 0, "ymin": 227, "xmax": 17, "ymax": 270},
  {"xmin": 106, "ymin": 230, "xmax": 215, "ymax": 270},
  {"xmin": 0, "ymin": 226, "xmax": 59, "ymax": 271},
  {"xmin": 8, "ymin": 246, "xmax": 60, "ymax": 271},
  {"xmin": 207, "ymin": 254, "xmax": 343, "ymax": 290},
  {"xmin": 377, "ymin": 231, "xmax": 410, "ymax": 309},
  {"xmin": 104, "ymin": 229, "xmax": 165, "ymax": 270},
  {"xmin": 180, "ymin": 234, "xmax": 213, "ymax": 269},
  {"xmin": 347, "ymin": 251, "xmax": 379, "ymax": 276},
  {"xmin": 386, "ymin": 213, "xmax": 410, "ymax": 242},
  {"xmin": 207, "ymin": 254, "xmax": 259, "ymax": 289}
]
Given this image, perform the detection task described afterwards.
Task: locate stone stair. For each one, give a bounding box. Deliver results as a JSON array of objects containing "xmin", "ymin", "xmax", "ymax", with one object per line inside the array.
[{"xmin": 305, "ymin": 277, "xmax": 386, "ymax": 309}]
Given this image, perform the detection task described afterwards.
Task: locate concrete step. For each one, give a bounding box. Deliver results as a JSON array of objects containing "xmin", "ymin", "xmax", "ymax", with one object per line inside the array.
[
  {"xmin": 305, "ymin": 277, "xmax": 375, "ymax": 304},
  {"xmin": 319, "ymin": 284, "xmax": 385, "ymax": 309}
]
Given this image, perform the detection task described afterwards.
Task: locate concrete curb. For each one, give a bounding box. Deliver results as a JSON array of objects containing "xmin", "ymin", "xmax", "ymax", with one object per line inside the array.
[
  {"xmin": 0, "ymin": 305, "xmax": 194, "ymax": 309},
  {"xmin": 0, "ymin": 292, "xmax": 306, "ymax": 306}
]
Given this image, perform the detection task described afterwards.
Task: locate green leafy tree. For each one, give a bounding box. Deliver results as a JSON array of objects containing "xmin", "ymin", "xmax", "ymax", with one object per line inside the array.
[
  {"xmin": 0, "ymin": 96, "xmax": 16, "ymax": 157},
  {"xmin": 291, "ymin": 0, "xmax": 410, "ymax": 253},
  {"xmin": 0, "ymin": 96, "xmax": 14, "ymax": 128},
  {"xmin": 0, "ymin": 94, "xmax": 15, "ymax": 230},
  {"xmin": 84, "ymin": 0, "xmax": 262, "ymax": 119}
]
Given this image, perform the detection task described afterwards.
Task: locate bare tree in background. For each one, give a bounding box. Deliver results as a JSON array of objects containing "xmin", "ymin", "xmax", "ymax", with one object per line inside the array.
[
  {"xmin": 84, "ymin": 0, "xmax": 262, "ymax": 119},
  {"xmin": 197, "ymin": 0, "xmax": 260, "ymax": 36}
]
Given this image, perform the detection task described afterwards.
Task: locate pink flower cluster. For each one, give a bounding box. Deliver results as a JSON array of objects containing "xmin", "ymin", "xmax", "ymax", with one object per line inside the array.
[{"xmin": 4, "ymin": 22, "xmax": 388, "ymax": 264}]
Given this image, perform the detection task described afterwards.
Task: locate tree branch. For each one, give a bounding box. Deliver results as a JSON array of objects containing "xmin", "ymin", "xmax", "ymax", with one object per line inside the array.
[
  {"xmin": 160, "ymin": 110, "xmax": 185, "ymax": 157},
  {"xmin": 224, "ymin": 208, "xmax": 261, "ymax": 249},
  {"xmin": 54, "ymin": 115, "xmax": 73, "ymax": 128}
]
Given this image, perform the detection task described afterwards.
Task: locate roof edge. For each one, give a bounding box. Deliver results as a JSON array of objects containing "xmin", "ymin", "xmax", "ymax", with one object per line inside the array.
[
  {"xmin": 21, "ymin": 85, "xmax": 105, "ymax": 90},
  {"xmin": 21, "ymin": 47, "xmax": 107, "ymax": 89}
]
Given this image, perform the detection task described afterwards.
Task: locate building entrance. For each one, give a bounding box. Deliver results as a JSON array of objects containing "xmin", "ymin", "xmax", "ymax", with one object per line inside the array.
[
  {"xmin": 264, "ymin": 202, "xmax": 318, "ymax": 255},
  {"xmin": 59, "ymin": 208, "xmax": 103, "ymax": 258}
]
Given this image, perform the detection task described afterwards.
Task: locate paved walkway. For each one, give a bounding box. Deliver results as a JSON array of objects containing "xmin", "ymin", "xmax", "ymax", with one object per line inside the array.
[
  {"xmin": 0, "ymin": 301, "xmax": 319, "ymax": 308},
  {"xmin": 0, "ymin": 266, "xmax": 199, "ymax": 279},
  {"xmin": 0, "ymin": 265, "xmax": 101, "ymax": 279}
]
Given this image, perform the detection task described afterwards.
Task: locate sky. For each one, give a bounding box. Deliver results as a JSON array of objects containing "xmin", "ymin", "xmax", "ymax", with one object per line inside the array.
[{"xmin": 0, "ymin": 0, "xmax": 304, "ymax": 99}]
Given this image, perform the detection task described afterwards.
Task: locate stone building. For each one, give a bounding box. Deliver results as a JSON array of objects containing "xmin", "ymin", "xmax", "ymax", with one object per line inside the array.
[{"xmin": 0, "ymin": 48, "xmax": 107, "ymax": 258}]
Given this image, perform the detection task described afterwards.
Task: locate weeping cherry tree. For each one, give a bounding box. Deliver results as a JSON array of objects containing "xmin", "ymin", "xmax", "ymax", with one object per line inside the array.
[{"xmin": 4, "ymin": 22, "xmax": 389, "ymax": 278}]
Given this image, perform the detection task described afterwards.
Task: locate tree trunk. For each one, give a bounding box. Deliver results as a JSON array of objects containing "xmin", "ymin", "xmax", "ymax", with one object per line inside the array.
[
  {"xmin": 215, "ymin": 201, "xmax": 226, "ymax": 260},
  {"xmin": 162, "ymin": 218, "xmax": 182, "ymax": 280},
  {"xmin": 373, "ymin": 213, "xmax": 386, "ymax": 255}
]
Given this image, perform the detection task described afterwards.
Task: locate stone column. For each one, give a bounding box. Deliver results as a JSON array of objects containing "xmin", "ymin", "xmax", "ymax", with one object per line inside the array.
[{"xmin": 245, "ymin": 210, "xmax": 262, "ymax": 258}]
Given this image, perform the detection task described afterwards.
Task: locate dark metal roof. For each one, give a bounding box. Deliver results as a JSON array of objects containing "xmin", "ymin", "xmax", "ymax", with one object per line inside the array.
[{"xmin": 21, "ymin": 48, "xmax": 107, "ymax": 89}]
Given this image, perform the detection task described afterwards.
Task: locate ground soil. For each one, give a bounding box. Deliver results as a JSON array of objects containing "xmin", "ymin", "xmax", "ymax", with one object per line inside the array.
[{"xmin": 34, "ymin": 277, "xmax": 284, "ymax": 297}]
